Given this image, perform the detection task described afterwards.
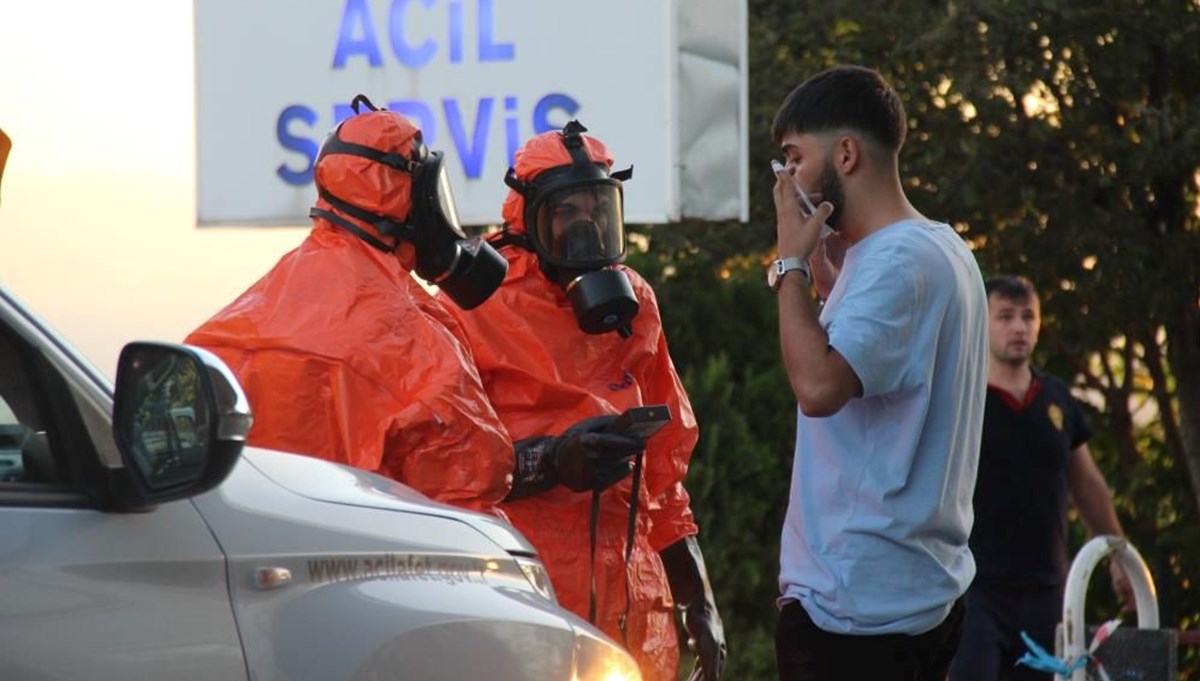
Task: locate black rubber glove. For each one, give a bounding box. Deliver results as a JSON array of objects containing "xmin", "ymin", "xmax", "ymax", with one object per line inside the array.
[
  {"xmin": 660, "ymin": 536, "xmax": 726, "ymax": 681},
  {"xmin": 507, "ymin": 415, "xmax": 643, "ymax": 500}
]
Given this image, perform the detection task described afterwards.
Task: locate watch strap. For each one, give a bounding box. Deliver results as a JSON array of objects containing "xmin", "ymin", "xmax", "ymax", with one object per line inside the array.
[{"xmin": 771, "ymin": 256, "xmax": 811, "ymax": 290}]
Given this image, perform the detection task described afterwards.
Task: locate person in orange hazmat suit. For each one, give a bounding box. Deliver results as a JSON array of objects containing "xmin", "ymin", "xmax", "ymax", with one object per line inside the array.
[
  {"xmin": 444, "ymin": 120, "xmax": 726, "ymax": 681},
  {"xmin": 184, "ymin": 96, "xmax": 525, "ymax": 513}
]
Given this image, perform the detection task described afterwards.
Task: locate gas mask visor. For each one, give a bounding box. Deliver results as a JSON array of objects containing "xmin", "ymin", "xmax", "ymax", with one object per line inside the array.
[
  {"xmin": 528, "ymin": 178, "xmax": 636, "ymax": 335},
  {"xmin": 528, "ymin": 179, "xmax": 626, "ymax": 271}
]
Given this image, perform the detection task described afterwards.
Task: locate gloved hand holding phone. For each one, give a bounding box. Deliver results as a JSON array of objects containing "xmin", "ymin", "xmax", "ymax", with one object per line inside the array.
[
  {"xmin": 553, "ymin": 414, "xmax": 643, "ymax": 492},
  {"xmin": 508, "ymin": 414, "xmax": 643, "ymax": 499}
]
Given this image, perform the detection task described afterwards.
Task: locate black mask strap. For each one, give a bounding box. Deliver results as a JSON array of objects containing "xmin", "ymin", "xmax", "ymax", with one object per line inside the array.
[
  {"xmin": 561, "ymin": 120, "xmax": 595, "ymax": 171},
  {"xmin": 315, "ymin": 184, "xmax": 415, "ymax": 243},
  {"xmin": 350, "ymin": 94, "xmax": 380, "ymax": 113},
  {"xmin": 309, "ymin": 207, "xmax": 395, "ymax": 253},
  {"xmin": 316, "ymin": 134, "xmax": 424, "ymax": 174},
  {"xmin": 488, "ymin": 227, "xmax": 534, "ymax": 252},
  {"xmin": 503, "ymin": 166, "xmax": 529, "ymax": 196}
]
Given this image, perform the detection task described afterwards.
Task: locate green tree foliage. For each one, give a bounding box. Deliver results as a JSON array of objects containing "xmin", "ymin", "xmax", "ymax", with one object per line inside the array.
[
  {"xmin": 632, "ymin": 0, "xmax": 1200, "ymax": 677},
  {"xmin": 627, "ymin": 249, "xmax": 796, "ymax": 680}
]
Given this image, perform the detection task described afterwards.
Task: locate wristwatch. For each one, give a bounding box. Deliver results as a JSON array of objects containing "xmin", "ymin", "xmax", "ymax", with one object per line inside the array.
[{"xmin": 767, "ymin": 256, "xmax": 812, "ymax": 291}]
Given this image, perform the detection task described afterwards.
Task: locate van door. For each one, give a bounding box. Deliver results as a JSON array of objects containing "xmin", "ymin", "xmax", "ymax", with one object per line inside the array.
[
  {"xmin": 0, "ymin": 502, "xmax": 247, "ymax": 680},
  {"xmin": 0, "ymin": 317, "xmax": 247, "ymax": 680}
]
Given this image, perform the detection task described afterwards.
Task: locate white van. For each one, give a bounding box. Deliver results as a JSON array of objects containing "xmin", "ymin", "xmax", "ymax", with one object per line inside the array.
[{"xmin": 0, "ymin": 283, "xmax": 640, "ymax": 681}]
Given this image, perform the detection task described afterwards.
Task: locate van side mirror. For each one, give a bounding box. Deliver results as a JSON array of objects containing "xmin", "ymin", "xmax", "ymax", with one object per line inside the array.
[{"xmin": 110, "ymin": 342, "xmax": 253, "ymax": 508}]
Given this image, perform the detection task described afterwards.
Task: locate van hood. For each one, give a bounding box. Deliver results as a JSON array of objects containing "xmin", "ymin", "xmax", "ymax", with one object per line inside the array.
[{"xmin": 241, "ymin": 447, "xmax": 534, "ymax": 555}]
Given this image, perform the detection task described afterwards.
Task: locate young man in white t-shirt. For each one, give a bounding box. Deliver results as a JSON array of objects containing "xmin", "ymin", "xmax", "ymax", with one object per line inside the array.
[{"xmin": 768, "ymin": 64, "xmax": 989, "ymax": 681}]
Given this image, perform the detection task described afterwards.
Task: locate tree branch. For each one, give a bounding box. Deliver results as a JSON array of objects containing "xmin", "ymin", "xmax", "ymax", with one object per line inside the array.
[{"xmin": 1140, "ymin": 327, "xmax": 1186, "ymax": 467}]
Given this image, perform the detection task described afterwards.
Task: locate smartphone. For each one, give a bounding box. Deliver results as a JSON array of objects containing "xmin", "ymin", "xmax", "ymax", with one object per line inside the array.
[
  {"xmin": 772, "ymin": 159, "xmax": 834, "ymax": 236},
  {"xmin": 771, "ymin": 160, "xmax": 818, "ymax": 216},
  {"xmin": 606, "ymin": 404, "xmax": 672, "ymax": 439}
]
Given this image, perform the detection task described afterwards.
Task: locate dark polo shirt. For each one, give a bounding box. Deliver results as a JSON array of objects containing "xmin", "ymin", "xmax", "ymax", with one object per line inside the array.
[{"xmin": 970, "ymin": 368, "xmax": 1092, "ymax": 586}]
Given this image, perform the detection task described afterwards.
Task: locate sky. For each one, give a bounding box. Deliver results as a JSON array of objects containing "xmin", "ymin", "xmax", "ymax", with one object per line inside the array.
[{"xmin": 0, "ymin": 1, "xmax": 307, "ymax": 378}]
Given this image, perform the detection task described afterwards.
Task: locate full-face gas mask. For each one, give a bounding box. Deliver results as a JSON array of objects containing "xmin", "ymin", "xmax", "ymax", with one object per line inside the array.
[
  {"xmin": 504, "ymin": 121, "xmax": 638, "ymax": 336},
  {"xmin": 310, "ymin": 95, "xmax": 507, "ymax": 310}
]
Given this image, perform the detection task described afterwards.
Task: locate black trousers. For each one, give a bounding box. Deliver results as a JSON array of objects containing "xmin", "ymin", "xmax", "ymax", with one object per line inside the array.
[
  {"xmin": 775, "ymin": 597, "xmax": 966, "ymax": 681},
  {"xmin": 948, "ymin": 583, "xmax": 1062, "ymax": 681}
]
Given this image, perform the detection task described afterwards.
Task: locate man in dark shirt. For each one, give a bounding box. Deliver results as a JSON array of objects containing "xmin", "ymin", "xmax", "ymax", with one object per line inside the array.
[{"xmin": 950, "ymin": 275, "xmax": 1133, "ymax": 681}]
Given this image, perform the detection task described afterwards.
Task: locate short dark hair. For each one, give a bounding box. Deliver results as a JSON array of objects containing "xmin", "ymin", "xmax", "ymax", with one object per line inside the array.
[
  {"xmin": 772, "ymin": 65, "xmax": 907, "ymax": 153},
  {"xmin": 985, "ymin": 275, "xmax": 1038, "ymax": 302}
]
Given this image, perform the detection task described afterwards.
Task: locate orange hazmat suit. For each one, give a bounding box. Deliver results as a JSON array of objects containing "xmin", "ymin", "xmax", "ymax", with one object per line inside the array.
[
  {"xmin": 186, "ymin": 108, "xmax": 513, "ymax": 515},
  {"xmin": 445, "ymin": 131, "xmax": 700, "ymax": 681}
]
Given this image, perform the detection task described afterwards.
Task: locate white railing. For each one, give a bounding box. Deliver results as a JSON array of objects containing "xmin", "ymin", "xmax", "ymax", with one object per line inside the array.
[{"xmin": 1059, "ymin": 535, "xmax": 1159, "ymax": 681}]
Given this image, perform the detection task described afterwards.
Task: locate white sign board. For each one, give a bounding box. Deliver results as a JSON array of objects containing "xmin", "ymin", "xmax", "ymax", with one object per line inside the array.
[{"xmin": 196, "ymin": 0, "xmax": 689, "ymax": 226}]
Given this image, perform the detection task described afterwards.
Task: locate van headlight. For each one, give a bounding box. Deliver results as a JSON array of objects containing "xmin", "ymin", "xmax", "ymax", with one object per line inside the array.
[
  {"xmin": 572, "ymin": 626, "xmax": 642, "ymax": 681},
  {"xmin": 513, "ymin": 554, "xmax": 557, "ymax": 602},
  {"xmin": 480, "ymin": 555, "xmax": 557, "ymax": 604}
]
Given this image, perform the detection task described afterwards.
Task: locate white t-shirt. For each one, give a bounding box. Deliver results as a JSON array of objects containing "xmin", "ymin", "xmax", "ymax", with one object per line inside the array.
[{"xmin": 778, "ymin": 218, "xmax": 988, "ymax": 635}]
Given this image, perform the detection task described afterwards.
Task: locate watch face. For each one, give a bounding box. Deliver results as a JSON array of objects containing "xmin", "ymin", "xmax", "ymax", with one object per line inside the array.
[{"xmin": 766, "ymin": 263, "xmax": 780, "ymax": 289}]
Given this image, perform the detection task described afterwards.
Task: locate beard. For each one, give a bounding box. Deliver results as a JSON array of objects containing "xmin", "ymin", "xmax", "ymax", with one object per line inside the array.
[
  {"xmin": 992, "ymin": 342, "xmax": 1032, "ymax": 366},
  {"xmin": 818, "ymin": 159, "xmax": 846, "ymax": 230}
]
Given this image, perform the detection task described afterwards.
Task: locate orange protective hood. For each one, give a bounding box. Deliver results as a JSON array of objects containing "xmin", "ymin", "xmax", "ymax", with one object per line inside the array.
[
  {"xmin": 501, "ymin": 128, "xmax": 615, "ymax": 234},
  {"xmin": 314, "ymin": 110, "xmax": 421, "ymax": 226}
]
